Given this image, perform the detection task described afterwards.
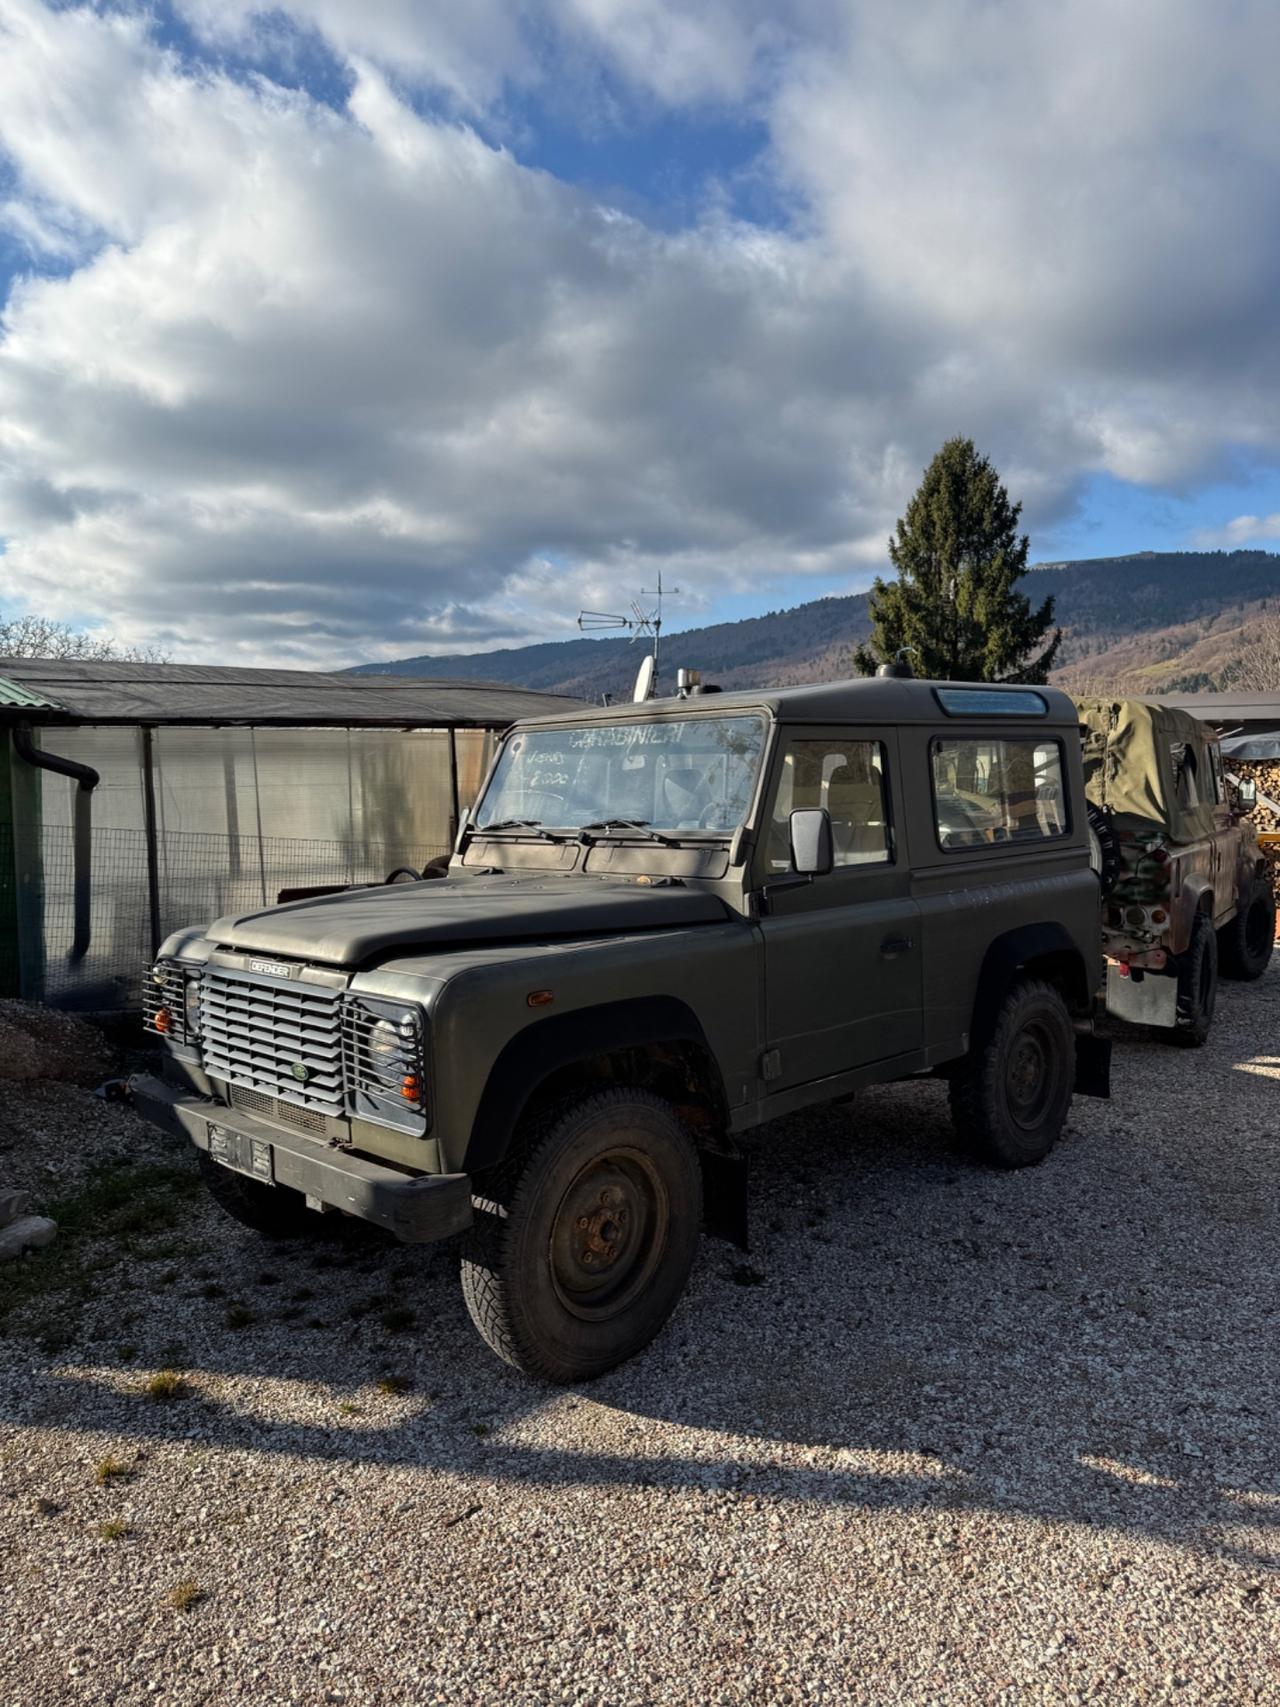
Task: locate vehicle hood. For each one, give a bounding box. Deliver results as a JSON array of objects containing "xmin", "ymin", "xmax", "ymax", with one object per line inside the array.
[{"xmin": 208, "ymin": 875, "xmax": 731, "ymax": 967}]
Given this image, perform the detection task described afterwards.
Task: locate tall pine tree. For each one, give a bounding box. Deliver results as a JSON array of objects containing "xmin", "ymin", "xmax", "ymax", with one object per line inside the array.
[{"xmin": 853, "ymin": 438, "xmax": 1060, "ymax": 682}]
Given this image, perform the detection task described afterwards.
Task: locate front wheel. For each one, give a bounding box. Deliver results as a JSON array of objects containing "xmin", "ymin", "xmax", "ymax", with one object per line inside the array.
[
  {"xmin": 1169, "ymin": 911, "xmax": 1218, "ymax": 1046},
  {"xmin": 460, "ymin": 1090, "xmax": 703, "ymax": 1382},
  {"xmin": 1219, "ymin": 878, "xmax": 1276, "ymax": 981},
  {"xmin": 948, "ymin": 978, "xmax": 1076, "ymax": 1168}
]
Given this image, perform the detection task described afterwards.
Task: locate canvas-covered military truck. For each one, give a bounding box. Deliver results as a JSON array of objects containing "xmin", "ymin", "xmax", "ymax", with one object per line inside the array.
[
  {"xmin": 1075, "ymin": 696, "xmax": 1275, "ymax": 1045},
  {"xmin": 130, "ymin": 677, "xmax": 1110, "ymax": 1381}
]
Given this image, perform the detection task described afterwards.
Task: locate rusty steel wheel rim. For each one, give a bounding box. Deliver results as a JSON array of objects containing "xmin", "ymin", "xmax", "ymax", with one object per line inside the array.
[{"xmin": 549, "ymin": 1148, "xmax": 669, "ymax": 1322}]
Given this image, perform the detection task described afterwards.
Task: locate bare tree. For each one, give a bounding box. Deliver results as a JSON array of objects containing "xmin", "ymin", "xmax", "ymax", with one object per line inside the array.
[
  {"xmin": 1216, "ymin": 613, "xmax": 1280, "ymax": 693},
  {"xmin": 0, "ymin": 615, "xmax": 169, "ymax": 662}
]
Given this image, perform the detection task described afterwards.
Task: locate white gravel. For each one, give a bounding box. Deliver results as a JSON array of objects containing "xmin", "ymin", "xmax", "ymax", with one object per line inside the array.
[{"xmin": 2, "ymin": 966, "xmax": 1279, "ymax": 1705}]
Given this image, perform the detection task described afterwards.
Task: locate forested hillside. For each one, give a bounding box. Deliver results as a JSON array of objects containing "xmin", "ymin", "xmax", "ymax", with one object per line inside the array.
[{"xmin": 348, "ymin": 550, "xmax": 1280, "ymax": 700}]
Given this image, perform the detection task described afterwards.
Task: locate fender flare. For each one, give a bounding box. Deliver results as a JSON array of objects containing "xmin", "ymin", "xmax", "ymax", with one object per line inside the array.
[
  {"xmin": 463, "ymin": 995, "xmax": 727, "ymax": 1173},
  {"xmin": 969, "ymin": 922, "xmax": 1091, "ymax": 1051}
]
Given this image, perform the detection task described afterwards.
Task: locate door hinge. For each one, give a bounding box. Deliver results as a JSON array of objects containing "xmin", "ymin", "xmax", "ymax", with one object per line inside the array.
[{"xmin": 760, "ymin": 1048, "xmax": 782, "ymax": 1083}]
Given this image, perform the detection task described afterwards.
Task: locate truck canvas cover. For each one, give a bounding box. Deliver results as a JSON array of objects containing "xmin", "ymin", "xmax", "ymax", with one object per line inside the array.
[{"xmin": 1074, "ymin": 696, "xmax": 1218, "ymax": 840}]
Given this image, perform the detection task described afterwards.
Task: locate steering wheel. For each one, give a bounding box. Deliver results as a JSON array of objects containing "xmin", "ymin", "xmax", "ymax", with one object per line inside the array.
[{"xmin": 384, "ymin": 866, "xmax": 423, "ymax": 884}]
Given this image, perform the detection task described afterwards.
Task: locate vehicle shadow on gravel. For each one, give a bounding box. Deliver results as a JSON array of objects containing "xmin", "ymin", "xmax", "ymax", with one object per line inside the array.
[{"xmin": 9, "ymin": 1015, "xmax": 1280, "ymax": 1574}]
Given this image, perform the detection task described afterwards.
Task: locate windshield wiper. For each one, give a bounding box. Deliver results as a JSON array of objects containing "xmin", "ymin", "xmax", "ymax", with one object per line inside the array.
[
  {"xmin": 580, "ymin": 818, "xmax": 678, "ymax": 846},
  {"xmin": 478, "ymin": 819, "xmax": 565, "ymax": 842}
]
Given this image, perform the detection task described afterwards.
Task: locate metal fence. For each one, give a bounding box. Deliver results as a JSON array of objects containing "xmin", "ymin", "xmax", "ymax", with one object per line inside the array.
[{"xmin": 11, "ymin": 823, "xmax": 448, "ymax": 1012}]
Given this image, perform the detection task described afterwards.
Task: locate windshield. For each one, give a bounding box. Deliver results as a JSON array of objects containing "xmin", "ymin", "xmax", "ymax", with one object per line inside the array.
[{"xmin": 476, "ymin": 714, "xmax": 769, "ymax": 835}]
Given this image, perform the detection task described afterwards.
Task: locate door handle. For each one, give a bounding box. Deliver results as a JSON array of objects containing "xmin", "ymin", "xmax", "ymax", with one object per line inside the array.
[{"xmin": 880, "ymin": 934, "xmax": 914, "ymax": 959}]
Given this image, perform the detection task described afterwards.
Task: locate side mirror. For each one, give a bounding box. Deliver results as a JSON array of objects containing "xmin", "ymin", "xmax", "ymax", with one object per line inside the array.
[
  {"xmin": 789, "ymin": 807, "xmax": 834, "ymax": 876},
  {"xmin": 1238, "ymin": 776, "xmax": 1257, "ymax": 808}
]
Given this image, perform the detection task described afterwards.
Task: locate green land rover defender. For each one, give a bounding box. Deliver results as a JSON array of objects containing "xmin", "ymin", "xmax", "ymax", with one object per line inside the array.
[{"xmin": 132, "ymin": 676, "xmax": 1110, "ymax": 1380}]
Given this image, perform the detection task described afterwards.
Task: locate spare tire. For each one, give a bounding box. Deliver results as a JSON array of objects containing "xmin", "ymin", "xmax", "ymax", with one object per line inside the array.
[{"xmin": 1086, "ymin": 803, "xmax": 1122, "ymax": 897}]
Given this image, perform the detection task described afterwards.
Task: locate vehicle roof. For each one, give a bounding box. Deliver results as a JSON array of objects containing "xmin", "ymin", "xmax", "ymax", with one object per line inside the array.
[{"xmin": 511, "ymin": 674, "xmax": 1081, "ymax": 729}]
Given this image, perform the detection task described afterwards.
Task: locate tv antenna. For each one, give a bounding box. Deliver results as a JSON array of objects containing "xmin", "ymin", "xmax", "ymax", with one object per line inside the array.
[{"xmin": 577, "ymin": 571, "xmax": 680, "ymax": 701}]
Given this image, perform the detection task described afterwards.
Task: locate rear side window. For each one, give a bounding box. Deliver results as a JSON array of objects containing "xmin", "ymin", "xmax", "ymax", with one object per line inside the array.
[
  {"xmin": 931, "ymin": 738, "xmax": 1068, "ymax": 850},
  {"xmin": 766, "ymin": 738, "xmax": 892, "ymax": 871}
]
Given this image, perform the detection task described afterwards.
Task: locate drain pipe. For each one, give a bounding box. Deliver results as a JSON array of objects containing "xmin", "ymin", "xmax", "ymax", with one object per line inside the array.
[{"xmin": 12, "ymin": 722, "xmax": 100, "ymax": 963}]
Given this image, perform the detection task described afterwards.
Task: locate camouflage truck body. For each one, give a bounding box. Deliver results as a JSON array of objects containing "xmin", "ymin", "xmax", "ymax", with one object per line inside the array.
[{"xmin": 1075, "ymin": 697, "xmax": 1274, "ymax": 1037}]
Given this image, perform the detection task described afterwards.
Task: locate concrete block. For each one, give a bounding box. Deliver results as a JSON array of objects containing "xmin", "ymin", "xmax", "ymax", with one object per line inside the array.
[
  {"xmin": 0, "ymin": 1216, "xmax": 58, "ymax": 1261},
  {"xmin": 0, "ymin": 1189, "xmax": 33, "ymax": 1230}
]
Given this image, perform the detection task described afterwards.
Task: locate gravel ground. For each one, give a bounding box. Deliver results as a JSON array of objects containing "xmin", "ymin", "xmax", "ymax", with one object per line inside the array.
[{"xmin": 2, "ymin": 969, "xmax": 1279, "ymax": 1706}]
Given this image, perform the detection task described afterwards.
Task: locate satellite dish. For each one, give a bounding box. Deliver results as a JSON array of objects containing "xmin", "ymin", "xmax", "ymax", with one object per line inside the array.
[{"xmin": 632, "ymin": 654, "xmax": 657, "ymax": 703}]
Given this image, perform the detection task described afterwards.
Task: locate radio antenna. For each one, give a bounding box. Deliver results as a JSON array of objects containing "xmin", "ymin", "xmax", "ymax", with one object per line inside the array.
[{"xmin": 577, "ymin": 570, "xmax": 680, "ymax": 696}]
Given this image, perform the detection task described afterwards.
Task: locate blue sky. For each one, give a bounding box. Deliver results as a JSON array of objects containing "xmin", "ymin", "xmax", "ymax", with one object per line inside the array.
[{"xmin": 0, "ymin": 0, "xmax": 1277, "ymax": 665}]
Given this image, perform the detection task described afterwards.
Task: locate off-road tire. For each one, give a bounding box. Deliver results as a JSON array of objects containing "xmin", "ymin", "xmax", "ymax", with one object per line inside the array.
[
  {"xmin": 1170, "ymin": 911, "xmax": 1218, "ymax": 1045},
  {"xmin": 1219, "ymin": 878, "xmax": 1276, "ymax": 982},
  {"xmin": 1086, "ymin": 803, "xmax": 1122, "ymax": 898},
  {"xmin": 460, "ymin": 1090, "xmax": 703, "ymax": 1383},
  {"xmin": 948, "ymin": 978, "xmax": 1076, "ymax": 1168},
  {"xmin": 197, "ymin": 1152, "xmax": 329, "ymax": 1239}
]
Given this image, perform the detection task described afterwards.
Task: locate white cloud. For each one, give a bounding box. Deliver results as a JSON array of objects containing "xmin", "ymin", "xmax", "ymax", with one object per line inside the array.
[
  {"xmin": 1195, "ymin": 513, "xmax": 1280, "ymax": 549},
  {"xmin": 0, "ymin": 0, "xmax": 1277, "ymax": 665}
]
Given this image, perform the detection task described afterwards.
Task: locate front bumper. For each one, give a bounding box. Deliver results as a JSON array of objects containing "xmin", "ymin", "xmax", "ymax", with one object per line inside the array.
[{"xmin": 131, "ymin": 1074, "xmax": 473, "ymax": 1245}]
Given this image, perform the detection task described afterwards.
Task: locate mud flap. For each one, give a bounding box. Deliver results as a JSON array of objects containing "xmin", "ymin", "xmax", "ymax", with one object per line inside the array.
[
  {"xmin": 1105, "ymin": 965, "xmax": 1178, "ymax": 1029},
  {"xmin": 699, "ymin": 1144, "xmax": 749, "ymax": 1251},
  {"xmin": 1074, "ymin": 1033, "xmax": 1112, "ymax": 1099}
]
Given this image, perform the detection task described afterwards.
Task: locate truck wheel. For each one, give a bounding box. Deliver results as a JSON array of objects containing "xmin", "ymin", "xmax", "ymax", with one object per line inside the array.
[
  {"xmin": 460, "ymin": 1090, "xmax": 703, "ymax": 1383},
  {"xmin": 196, "ymin": 1153, "xmax": 327, "ymax": 1239},
  {"xmin": 948, "ymin": 978, "xmax": 1075, "ymax": 1168},
  {"xmin": 1218, "ymin": 879, "xmax": 1276, "ymax": 982},
  {"xmin": 1170, "ymin": 911, "xmax": 1218, "ymax": 1045}
]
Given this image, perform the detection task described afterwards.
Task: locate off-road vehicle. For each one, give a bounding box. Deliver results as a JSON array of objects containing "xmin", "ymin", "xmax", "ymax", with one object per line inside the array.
[
  {"xmin": 133, "ymin": 677, "xmax": 1110, "ymax": 1381},
  {"xmin": 1075, "ymin": 696, "xmax": 1275, "ymax": 1045}
]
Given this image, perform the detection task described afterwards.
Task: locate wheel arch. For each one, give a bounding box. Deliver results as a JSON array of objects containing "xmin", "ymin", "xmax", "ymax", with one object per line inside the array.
[
  {"xmin": 968, "ymin": 922, "xmax": 1093, "ymax": 1052},
  {"xmin": 463, "ymin": 995, "xmax": 729, "ymax": 1174}
]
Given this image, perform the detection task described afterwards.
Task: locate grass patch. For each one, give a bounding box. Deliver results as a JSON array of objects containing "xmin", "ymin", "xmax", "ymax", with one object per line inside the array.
[
  {"xmin": 168, "ymin": 1578, "xmax": 204, "ymax": 1612},
  {"xmin": 727, "ymin": 1263, "xmax": 766, "ymax": 1287},
  {"xmin": 95, "ymin": 1455, "xmax": 129, "ymax": 1486},
  {"xmin": 379, "ymin": 1306, "xmax": 416, "ymax": 1334},
  {"xmin": 0, "ymin": 1160, "xmax": 200, "ymax": 1349},
  {"xmin": 98, "ymin": 1519, "xmax": 132, "ymax": 1541},
  {"xmin": 376, "ymin": 1375, "xmax": 410, "ymax": 1396},
  {"xmin": 338, "ymin": 1402, "xmax": 362, "ymax": 1417},
  {"xmin": 199, "ymin": 1283, "xmax": 225, "ymax": 1301},
  {"xmin": 144, "ymin": 1370, "xmax": 186, "ymax": 1404},
  {"xmin": 116, "ymin": 1344, "xmax": 138, "ymax": 1363},
  {"xmin": 224, "ymin": 1305, "xmax": 256, "ymax": 1331}
]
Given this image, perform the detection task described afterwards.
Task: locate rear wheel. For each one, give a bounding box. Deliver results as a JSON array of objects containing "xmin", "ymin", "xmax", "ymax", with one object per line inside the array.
[
  {"xmin": 1170, "ymin": 911, "xmax": 1218, "ymax": 1046},
  {"xmin": 1219, "ymin": 878, "xmax": 1276, "ymax": 981},
  {"xmin": 460, "ymin": 1090, "xmax": 702, "ymax": 1382},
  {"xmin": 948, "ymin": 978, "xmax": 1076, "ymax": 1168}
]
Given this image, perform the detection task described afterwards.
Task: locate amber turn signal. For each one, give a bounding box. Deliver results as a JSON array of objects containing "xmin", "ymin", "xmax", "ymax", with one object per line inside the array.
[
  {"xmin": 154, "ymin": 1007, "xmax": 172, "ymax": 1034},
  {"xmin": 401, "ymin": 1074, "xmax": 421, "ymax": 1102}
]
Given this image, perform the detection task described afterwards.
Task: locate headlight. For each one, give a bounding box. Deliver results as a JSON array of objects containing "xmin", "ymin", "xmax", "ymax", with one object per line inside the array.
[
  {"xmin": 144, "ymin": 959, "xmax": 201, "ymax": 1048},
  {"xmin": 343, "ymin": 998, "xmax": 427, "ymax": 1134}
]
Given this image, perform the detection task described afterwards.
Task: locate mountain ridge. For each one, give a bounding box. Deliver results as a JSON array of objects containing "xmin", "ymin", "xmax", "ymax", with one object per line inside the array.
[{"xmin": 347, "ymin": 550, "xmax": 1280, "ymax": 701}]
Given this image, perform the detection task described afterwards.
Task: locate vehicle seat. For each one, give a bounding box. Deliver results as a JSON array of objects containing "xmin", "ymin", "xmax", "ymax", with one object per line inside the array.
[{"xmin": 826, "ymin": 765, "xmax": 885, "ymax": 861}]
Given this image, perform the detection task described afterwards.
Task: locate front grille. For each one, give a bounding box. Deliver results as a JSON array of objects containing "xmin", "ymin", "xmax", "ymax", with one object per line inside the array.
[
  {"xmin": 229, "ymin": 1085, "xmax": 328, "ymax": 1137},
  {"xmin": 200, "ymin": 967, "xmax": 344, "ymax": 1116}
]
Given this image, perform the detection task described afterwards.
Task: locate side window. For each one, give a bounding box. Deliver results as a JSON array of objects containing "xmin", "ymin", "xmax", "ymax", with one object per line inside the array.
[
  {"xmin": 931, "ymin": 737, "xmax": 1068, "ymax": 850},
  {"xmin": 766, "ymin": 739, "xmax": 892, "ymax": 871},
  {"xmin": 1206, "ymin": 742, "xmax": 1225, "ymax": 805},
  {"xmin": 1171, "ymin": 740, "xmax": 1200, "ymax": 810}
]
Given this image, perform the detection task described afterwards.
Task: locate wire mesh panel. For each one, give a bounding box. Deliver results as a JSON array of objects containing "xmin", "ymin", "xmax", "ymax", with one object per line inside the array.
[{"xmin": 36, "ymin": 825, "xmax": 450, "ymax": 1010}]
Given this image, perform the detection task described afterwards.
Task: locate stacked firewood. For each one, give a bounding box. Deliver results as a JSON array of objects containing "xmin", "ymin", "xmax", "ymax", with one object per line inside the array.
[{"xmin": 1236, "ymin": 761, "xmax": 1280, "ymax": 906}]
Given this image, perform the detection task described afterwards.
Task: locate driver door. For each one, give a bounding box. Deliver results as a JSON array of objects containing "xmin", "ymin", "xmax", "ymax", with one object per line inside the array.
[{"xmin": 757, "ymin": 729, "xmax": 922, "ymax": 1090}]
